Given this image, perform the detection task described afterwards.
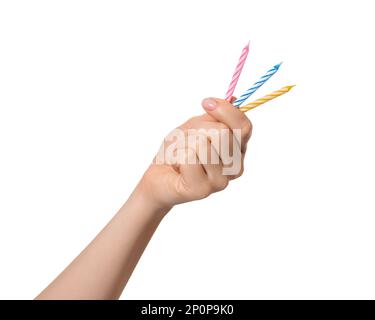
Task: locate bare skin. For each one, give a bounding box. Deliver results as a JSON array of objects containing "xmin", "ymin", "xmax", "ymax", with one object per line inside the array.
[{"xmin": 36, "ymin": 97, "xmax": 252, "ymax": 300}]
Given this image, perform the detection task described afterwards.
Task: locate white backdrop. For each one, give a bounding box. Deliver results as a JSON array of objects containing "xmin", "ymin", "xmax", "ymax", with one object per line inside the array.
[{"xmin": 1, "ymin": 0, "xmax": 374, "ymax": 299}]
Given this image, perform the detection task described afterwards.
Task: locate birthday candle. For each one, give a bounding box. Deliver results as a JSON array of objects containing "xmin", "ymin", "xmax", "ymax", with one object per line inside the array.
[
  {"xmin": 239, "ymin": 85, "xmax": 295, "ymax": 112},
  {"xmin": 224, "ymin": 42, "xmax": 250, "ymax": 101},
  {"xmin": 233, "ymin": 62, "xmax": 283, "ymax": 107}
]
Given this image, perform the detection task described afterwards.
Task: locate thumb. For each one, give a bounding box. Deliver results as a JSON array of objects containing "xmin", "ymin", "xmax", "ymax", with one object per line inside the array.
[
  {"xmin": 201, "ymin": 97, "xmax": 248, "ymax": 130},
  {"xmin": 201, "ymin": 97, "xmax": 252, "ymax": 147}
]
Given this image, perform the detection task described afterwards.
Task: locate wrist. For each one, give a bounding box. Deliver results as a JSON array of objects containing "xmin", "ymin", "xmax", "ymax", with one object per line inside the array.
[{"xmin": 128, "ymin": 179, "xmax": 173, "ymax": 220}]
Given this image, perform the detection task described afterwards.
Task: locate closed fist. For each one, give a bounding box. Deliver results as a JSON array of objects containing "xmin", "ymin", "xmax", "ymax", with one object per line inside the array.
[{"xmin": 139, "ymin": 97, "xmax": 252, "ymax": 209}]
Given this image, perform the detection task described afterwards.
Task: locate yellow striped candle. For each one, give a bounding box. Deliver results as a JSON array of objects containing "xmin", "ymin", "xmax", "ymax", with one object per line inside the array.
[{"xmin": 239, "ymin": 85, "xmax": 295, "ymax": 112}]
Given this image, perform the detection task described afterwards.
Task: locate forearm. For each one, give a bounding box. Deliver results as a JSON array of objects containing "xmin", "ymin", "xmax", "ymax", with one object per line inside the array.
[{"xmin": 36, "ymin": 185, "xmax": 171, "ymax": 300}]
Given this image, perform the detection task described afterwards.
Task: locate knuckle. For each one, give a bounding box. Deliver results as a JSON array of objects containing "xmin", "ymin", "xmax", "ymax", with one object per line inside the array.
[
  {"xmin": 198, "ymin": 183, "xmax": 213, "ymax": 199},
  {"xmin": 237, "ymin": 165, "xmax": 245, "ymax": 178},
  {"xmin": 211, "ymin": 176, "xmax": 229, "ymax": 191},
  {"xmin": 241, "ymin": 118, "xmax": 253, "ymax": 137},
  {"xmin": 230, "ymin": 163, "xmax": 244, "ymax": 180}
]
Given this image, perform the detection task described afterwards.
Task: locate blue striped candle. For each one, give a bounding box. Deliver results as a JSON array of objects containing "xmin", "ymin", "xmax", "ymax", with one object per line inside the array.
[{"xmin": 233, "ymin": 62, "xmax": 282, "ymax": 107}]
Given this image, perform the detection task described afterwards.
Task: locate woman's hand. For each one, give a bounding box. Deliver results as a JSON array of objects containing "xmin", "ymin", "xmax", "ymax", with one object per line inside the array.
[{"xmin": 138, "ymin": 97, "xmax": 253, "ymax": 210}]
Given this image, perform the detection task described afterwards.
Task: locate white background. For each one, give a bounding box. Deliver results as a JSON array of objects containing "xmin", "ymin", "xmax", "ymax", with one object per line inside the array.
[{"xmin": 0, "ymin": 0, "xmax": 374, "ymax": 299}]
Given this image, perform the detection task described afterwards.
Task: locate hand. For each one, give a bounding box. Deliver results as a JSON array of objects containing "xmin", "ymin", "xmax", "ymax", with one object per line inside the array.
[{"xmin": 138, "ymin": 97, "xmax": 253, "ymax": 210}]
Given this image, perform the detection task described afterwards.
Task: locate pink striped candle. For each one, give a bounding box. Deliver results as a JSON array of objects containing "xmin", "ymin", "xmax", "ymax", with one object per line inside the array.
[{"xmin": 224, "ymin": 41, "xmax": 250, "ymax": 101}]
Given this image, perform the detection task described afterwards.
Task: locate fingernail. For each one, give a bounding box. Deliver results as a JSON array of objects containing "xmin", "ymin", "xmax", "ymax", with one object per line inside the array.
[{"xmin": 202, "ymin": 98, "xmax": 218, "ymax": 111}]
